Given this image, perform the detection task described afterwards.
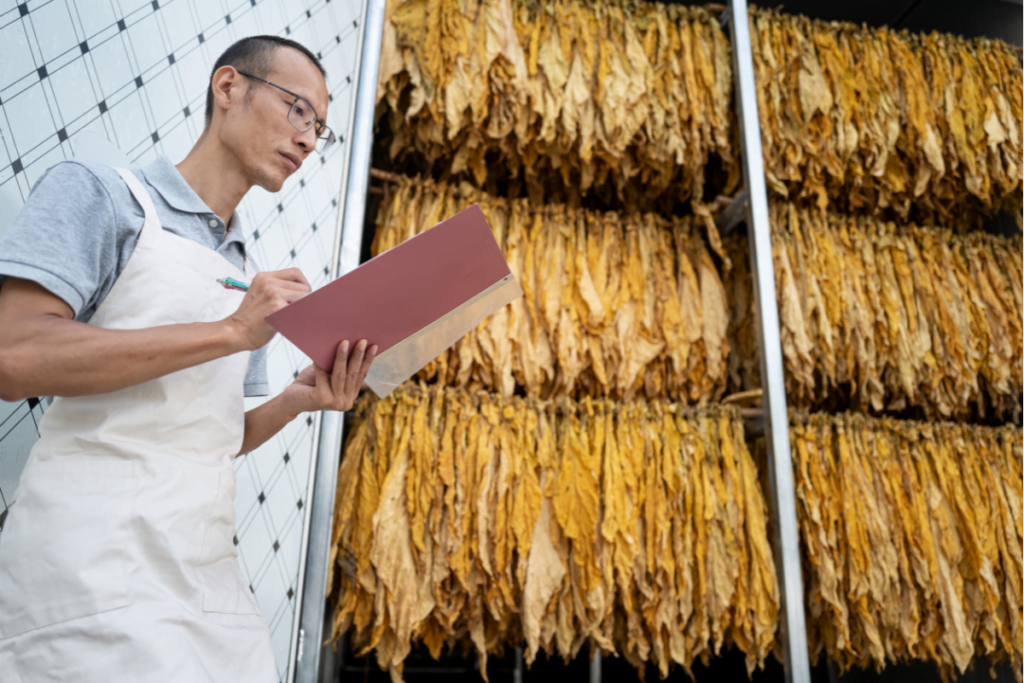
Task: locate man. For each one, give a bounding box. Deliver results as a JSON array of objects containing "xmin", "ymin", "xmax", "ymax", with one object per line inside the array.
[{"xmin": 0, "ymin": 36, "xmax": 374, "ymax": 682}]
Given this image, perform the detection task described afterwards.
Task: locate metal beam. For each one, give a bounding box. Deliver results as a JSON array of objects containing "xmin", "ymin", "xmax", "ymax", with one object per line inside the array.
[
  {"xmin": 293, "ymin": 0, "xmax": 387, "ymax": 681},
  {"xmin": 726, "ymin": 2, "xmax": 811, "ymax": 682},
  {"xmin": 714, "ymin": 188, "xmax": 749, "ymax": 235}
]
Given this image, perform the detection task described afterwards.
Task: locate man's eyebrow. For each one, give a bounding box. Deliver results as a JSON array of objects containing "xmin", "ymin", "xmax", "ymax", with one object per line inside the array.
[
  {"xmin": 263, "ymin": 72, "xmax": 326, "ymax": 118},
  {"xmin": 290, "ymin": 88, "xmax": 326, "ymax": 118},
  {"xmin": 265, "ymin": 78, "xmax": 312, "ymax": 107}
]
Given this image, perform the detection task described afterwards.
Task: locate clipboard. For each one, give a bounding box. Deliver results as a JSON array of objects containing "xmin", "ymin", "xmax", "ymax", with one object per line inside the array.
[{"xmin": 266, "ymin": 204, "xmax": 523, "ymax": 398}]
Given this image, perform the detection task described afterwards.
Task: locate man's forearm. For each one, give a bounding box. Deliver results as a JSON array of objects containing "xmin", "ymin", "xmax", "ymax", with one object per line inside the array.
[
  {"xmin": 0, "ymin": 314, "xmax": 247, "ymax": 401},
  {"xmin": 239, "ymin": 394, "xmax": 300, "ymax": 456},
  {"xmin": 0, "ymin": 272, "xmax": 311, "ymax": 402}
]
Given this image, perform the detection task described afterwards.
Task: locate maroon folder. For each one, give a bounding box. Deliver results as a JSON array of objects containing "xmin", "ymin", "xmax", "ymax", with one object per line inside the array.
[{"xmin": 266, "ymin": 204, "xmax": 522, "ymax": 397}]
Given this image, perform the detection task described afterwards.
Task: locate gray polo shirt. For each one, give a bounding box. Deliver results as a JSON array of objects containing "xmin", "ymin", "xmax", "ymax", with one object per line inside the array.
[{"xmin": 0, "ymin": 156, "xmax": 269, "ymax": 396}]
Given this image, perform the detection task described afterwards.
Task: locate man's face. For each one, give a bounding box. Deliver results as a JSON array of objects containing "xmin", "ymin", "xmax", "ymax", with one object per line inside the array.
[{"xmin": 222, "ymin": 47, "xmax": 329, "ymax": 192}]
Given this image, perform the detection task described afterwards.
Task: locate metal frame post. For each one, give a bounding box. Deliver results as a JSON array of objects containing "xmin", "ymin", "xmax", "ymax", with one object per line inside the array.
[
  {"xmin": 726, "ymin": 2, "xmax": 811, "ymax": 682},
  {"xmin": 590, "ymin": 648, "xmax": 602, "ymax": 683},
  {"xmin": 293, "ymin": 0, "xmax": 387, "ymax": 681}
]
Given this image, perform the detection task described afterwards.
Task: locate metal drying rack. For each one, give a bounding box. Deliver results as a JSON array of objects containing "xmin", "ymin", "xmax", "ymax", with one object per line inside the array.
[{"xmin": 295, "ymin": 1, "xmax": 813, "ymax": 681}]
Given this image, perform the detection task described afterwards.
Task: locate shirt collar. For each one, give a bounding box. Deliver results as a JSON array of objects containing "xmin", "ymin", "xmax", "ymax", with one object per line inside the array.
[
  {"xmin": 223, "ymin": 212, "xmax": 246, "ymax": 249},
  {"xmin": 141, "ymin": 155, "xmax": 248, "ymax": 252},
  {"xmin": 139, "ymin": 155, "xmax": 212, "ymax": 216}
]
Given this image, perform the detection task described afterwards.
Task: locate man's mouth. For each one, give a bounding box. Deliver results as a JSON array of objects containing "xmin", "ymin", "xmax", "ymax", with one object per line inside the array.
[{"xmin": 280, "ymin": 152, "xmax": 300, "ymax": 172}]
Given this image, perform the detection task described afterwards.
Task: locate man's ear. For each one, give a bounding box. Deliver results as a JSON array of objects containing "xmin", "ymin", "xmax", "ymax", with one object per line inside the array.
[{"xmin": 210, "ymin": 66, "xmax": 243, "ymax": 118}]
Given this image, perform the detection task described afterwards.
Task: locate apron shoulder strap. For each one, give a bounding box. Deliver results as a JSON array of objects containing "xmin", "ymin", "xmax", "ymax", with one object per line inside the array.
[{"xmin": 114, "ymin": 168, "xmax": 160, "ymax": 239}]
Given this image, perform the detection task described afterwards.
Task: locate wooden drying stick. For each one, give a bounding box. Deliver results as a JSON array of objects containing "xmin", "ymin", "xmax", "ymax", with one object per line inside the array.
[
  {"xmin": 368, "ymin": 168, "xmax": 403, "ymax": 197},
  {"xmin": 370, "ymin": 168, "xmax": 403, "ymax": 183}
]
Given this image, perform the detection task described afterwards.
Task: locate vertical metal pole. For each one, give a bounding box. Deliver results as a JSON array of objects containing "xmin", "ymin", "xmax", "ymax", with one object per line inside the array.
[
  {"xmin": 726, "ymin": 2, "xmax": 811, "ymax": 682},
  {"xmin": 589, "ymin": 648, "xmax": 602, "ymax": 683},
  {"xmin": 293, "ymin": 0, "xmax": 387, "ymax": 681}
]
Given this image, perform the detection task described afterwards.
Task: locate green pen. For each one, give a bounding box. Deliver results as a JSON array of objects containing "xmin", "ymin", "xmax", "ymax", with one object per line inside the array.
[{"xmin": 217, "ymin": 277, "xmax": 249, "ymax": 291}]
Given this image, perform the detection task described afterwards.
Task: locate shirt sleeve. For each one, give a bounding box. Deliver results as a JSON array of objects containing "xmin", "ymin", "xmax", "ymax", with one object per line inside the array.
[
  {"xmin": 244, "ymin": 345, "xmax": 270, "ymax": 397},
  {"xmin": 242, "ymin": 252, "xmax": 270, "ymax": 397},
  {"xmin": 0, "ymin": 161, "xmax": 122, "ymax": 319}
]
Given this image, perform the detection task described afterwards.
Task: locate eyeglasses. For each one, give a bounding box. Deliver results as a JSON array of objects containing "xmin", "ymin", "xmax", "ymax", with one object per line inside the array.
[{"xmin": 237, "ymin": 70, "xmax": 335, "ymax": 153}]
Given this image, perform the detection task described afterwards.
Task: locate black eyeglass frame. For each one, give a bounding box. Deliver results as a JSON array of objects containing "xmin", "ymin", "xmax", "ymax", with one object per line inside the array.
[{"xmin": 236, "ymin": 70, "xmax": 335, "ymax": 153}]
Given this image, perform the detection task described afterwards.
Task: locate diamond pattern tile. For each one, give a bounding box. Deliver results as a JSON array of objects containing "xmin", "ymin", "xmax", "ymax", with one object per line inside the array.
[{"xmin": 0, "ymin": 0, "xmax": 367, "ymax": 679}]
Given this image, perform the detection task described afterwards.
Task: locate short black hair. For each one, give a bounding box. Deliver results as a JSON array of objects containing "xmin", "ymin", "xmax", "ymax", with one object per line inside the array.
[{"xmin": 204, "ymin": 35, "xmax": 327, "ymax": 125}]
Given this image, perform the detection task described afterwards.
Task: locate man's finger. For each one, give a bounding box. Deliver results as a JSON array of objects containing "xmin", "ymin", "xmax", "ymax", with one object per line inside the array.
[
  {"xmin": 264, "ymin": 279, "xmax": 311, "ymax": 293},
  {"xmin": 344, "ymin": 340, "xmax": 367, "ymax": 396},
  {"xmin": 331, "ymin": 340, "xmax": 350, "ymax": 392},
  {"xmin": 353, "ymin": 345, "xmax": 377, "ymax": 395},
  {"xmin": 273, "ymin": 267, "xmax": 312, "ymax": 289},
  {"xmin": 359, "ymin": 345, "xmax": 377, "ymax": 382},
  {"xmin": 281, "ymin": 289, "xmax": 310, "ymax": 305}
]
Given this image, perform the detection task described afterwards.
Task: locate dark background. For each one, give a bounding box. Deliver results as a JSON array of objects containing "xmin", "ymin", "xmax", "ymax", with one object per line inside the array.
[{"xmin": 774, "ymin": 0, "xmax": 1021, "ymax": 47}]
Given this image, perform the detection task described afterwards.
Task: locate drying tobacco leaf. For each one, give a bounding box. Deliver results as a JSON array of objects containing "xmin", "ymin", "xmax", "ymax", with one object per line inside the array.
[
  {"xmin": 750, "ymin": 6, "xmax": 1022, "ymax": 230},
  {"xmin": 790, "ymin": 411, "xmax": 1022, "ymax": 680},
  {"xmin": 373, "ymin": 174, "xmax": 733, "ymax": 404},
  {"xmin": 329, "ymin": 383, "xmax": 779, "ymax": 680},
  {"xmin": 766, "ymin": 202, "xmax": 1022, "ymax": 420},
  {"xmin": 378, "ymin": 0, "xmax": 738, "ymax": 211}
]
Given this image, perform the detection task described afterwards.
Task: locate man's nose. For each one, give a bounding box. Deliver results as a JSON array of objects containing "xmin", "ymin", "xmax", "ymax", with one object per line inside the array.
[{"xmin": 295, "ymin": 126, "xmax": 318, "ymax": 153}]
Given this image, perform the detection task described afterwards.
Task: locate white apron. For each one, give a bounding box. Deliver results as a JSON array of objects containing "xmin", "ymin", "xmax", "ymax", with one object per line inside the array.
[{"xmin": 0, "ymin": 169, "xmax": 277, "ymax": 683}]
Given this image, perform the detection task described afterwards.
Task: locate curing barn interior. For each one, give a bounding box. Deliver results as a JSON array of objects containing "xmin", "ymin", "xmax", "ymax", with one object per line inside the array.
[{"xmin": 317, "ymin": 0, "xmax": 1024, "ymax": 682}]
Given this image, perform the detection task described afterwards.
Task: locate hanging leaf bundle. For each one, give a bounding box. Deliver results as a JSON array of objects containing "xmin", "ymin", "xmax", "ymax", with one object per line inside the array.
[
  {"xmin": 377, "ymin": 0, "xmax": 737, "ymax": 208},
  {"xmin": 722, "ymin": 233, "xmax": 761, "ymax": 396},
  {"xmin": 328, "ymin": 383, "xmax": 779, "ymax": 682},
  {"xmin": 769, "ymin": 202, "xmax": 1023, "ymax": 420},
  {"xmin": 785, "ymin": 412, "xmax": 1023, "ymax": 679},
  {"xmin": 373, "ymin": 174, "xmax": 735, "ymax": 403},
  {"xmin": 751, "ymin": 7, "xmax": 1024, "ymax": 229}
]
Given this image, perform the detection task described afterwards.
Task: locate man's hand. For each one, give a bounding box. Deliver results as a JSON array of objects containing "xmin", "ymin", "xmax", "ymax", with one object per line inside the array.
[
  {"xmin": 282, "ymin": 340, "xmax": 378, "ymax": 416},
  {"xmin": 238, "ymin": 340, "xmax": 377, "ymax": 455},
  {"xmin": 226, "ymin": 268, "xmax": 311, "ymax": 351}
]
